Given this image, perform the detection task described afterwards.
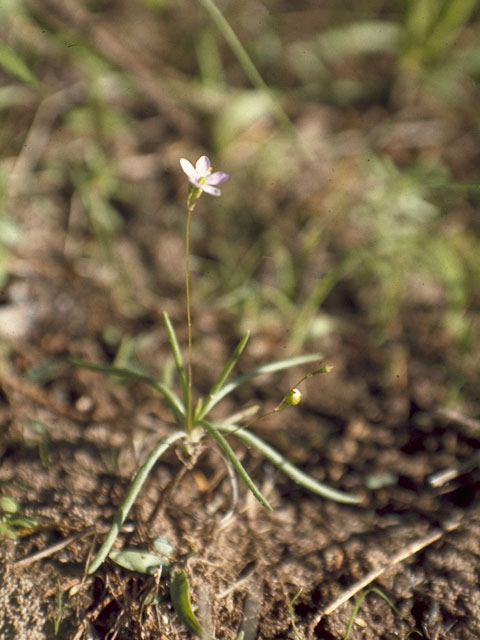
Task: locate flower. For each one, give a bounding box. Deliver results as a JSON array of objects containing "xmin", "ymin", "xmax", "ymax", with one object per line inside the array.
[{"xmin": 180, "ymin": 155, "xmax": 229, "ymax": 197}]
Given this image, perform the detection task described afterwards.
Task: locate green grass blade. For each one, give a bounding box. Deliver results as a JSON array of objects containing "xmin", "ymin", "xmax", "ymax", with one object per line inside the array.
[
  {"xmin": 208, "ymin": 331, "xmax": 250, "ymax": 397},
  {"xmin": 343, "ymin": 587, "xmax": 415, "ymax": 640},
  {"xmin": 200, "ymin": 420, "xmax": 272, "ymax": 511},
  {"xmin": 199, "ymin": 354, "xmax": 321, "ymax": 418},
  {"xmin": 342, "ymin": 588, "xmax": 369, "ymax": 640},
  {"xmin": 291, "ymin": 254, "xmax": 362, "ymax": 349},
  {"xmin": 198, "ymin": 0, "xmax": 318, "ymax": 163},
  {"xmin": 426, "ymin": 0, "xmax": 479, "ymax": 60},
  {"xmin": 217, "ymin": 424, "xmax": 361, "ymax": 504},
  {"xmin": 170, "ymin": 570, "xmax": 205, "ymax": 637},
  {"xmin": 163, "ymin": 311, "xmax": 188, "ymax": 407},
  {"xmin": 87, "ymin": 430, "xmax": 187, "ymax": 574},
  {"xmin": 196, "ymin": 331, "xmax": 250, "ymax": 421},
  {"xmin": 0, "ymin": 42, "xmax": 37, "ymax": 85},
  {"xmin": 71, "ymin": 359, "xmax": 186, "ymax": 423},
  {"xmin": 287, "ymin": 588, "xmax": 305, "ymax": 640},
  {"xmin": 428, "ymin": 180, "xmax": 480, "ymax": 191},
  {"xmin": 197, "ymin": 0, "xmax": 294, "ymax": 136}
]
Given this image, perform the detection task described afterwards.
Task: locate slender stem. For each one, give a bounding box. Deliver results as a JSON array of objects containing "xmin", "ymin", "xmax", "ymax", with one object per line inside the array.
[{"xmin": 185, "ymin": 202, "xmax": 194, "ymax": 433}]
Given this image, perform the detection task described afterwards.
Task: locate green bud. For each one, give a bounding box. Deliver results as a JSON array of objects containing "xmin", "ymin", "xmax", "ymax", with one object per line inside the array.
[
  {"xmin": 277, "ymin": 387, "xmax": 303, "ymax": 412},
  {"xmin": 287, "ymin": 388, "xmax": 302, "ymax": 405},
  {"xmin": 310, "ymin": 364, "xmax": 333, "ymax": 376}
]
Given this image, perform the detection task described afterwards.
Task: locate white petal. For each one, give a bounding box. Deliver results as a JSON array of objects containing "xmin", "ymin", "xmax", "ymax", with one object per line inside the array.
[
  {"xmin": 202, "ymin": 184, "xmax": 221, "ymax": 196},
  {"xmin": 180, "ymin": 158, "xmax": 197, "ymax": 181},
  {"xmin": 195, "ymin": 156, "xmax": 211, "ymax": 177}
]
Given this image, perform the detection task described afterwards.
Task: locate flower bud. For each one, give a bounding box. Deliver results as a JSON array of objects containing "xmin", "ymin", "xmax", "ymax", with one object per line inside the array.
[
  {"xmin": 277, "ymin": 387, "xmax": 303, "ymax": 412},
  {"xmin": 286, "ymin": 388, "xmax": 302, "ymax": 405}
]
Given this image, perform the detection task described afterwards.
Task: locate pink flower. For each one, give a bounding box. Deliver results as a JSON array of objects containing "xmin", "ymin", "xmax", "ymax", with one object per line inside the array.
[{"xmin": 180, "ymin": 156, "xmax": 229, "ymax": 197}]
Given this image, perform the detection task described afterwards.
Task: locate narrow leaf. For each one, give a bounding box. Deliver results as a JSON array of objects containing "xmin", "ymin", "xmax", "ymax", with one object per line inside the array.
[
  {"xmin": 71, "ymin": 359, "xmax": 185, "ymax": 422},
  {"xmin": 163, "ymin": 311, "xmax": 188, "ymax": 407},
  {"xmin": 170, "ymin": 570, "xmax": 204, "ymax": 637},
  {"xmin": 196, "ymin": 331, "xmax": 250, "ymax": 420},
  {"xmin": 217, "ymin": 424, "xmax": 361, "ymax": 504},
  {"xmin": 201, "ymin": 420, "xmax": 272, "ymax": 510},
  {"xmin": 87, "ymin": 431, "xmax": 187, "ymax": 574},
  {"xmin": 0, "ymin": 43, "xmax": 37, "ymax": 85},
  {"xmin": 199, "ymin": 353, "xmax": 321, "ymax": 418}
]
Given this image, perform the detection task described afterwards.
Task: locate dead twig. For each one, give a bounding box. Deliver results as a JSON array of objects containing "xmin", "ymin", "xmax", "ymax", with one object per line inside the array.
[
  {"xmin": 14, "ymin": 526, "xmax": 96, "ymax": 567},
  {"xmin": 309, "ymin": 509, "xmax": 475, "ymax": 633},
  {"xmin": 9, "ymin": 82, "xmax": 85, "ymax": 201},
  {"xmin": 321, "ymin": 528, "xmax": 444, "ymax": 618},
  {"xmin": 427, "ymin": 450, "xmax": 480, "ymax": 488},
  {"xmin": 435, "ymin": 407, "xmax": 480, "ymax": 435}
]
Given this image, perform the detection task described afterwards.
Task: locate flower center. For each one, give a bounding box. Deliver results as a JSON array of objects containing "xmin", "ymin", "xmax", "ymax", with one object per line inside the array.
[{"xmin": 199, "ymin": 167, "xmax": 212, "ymax": 185}]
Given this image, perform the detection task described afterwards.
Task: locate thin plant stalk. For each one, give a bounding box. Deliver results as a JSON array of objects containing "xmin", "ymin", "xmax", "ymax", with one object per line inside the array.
[
  {"xmin": 197, "ymin": 353, "xmax": 321, "ymax": 420},
  {"xmin": 185, "ymin": 198, "xmax": 195, "ymax": 433},
  {"xmin": 180, "ymin": 156, "xmax": 229, "ymax": 434}
]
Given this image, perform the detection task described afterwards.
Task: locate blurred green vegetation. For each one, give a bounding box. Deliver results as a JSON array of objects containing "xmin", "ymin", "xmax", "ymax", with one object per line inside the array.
[{"xmin": 1, "ymin": 0, "xmax": 479, "ymax": 400}]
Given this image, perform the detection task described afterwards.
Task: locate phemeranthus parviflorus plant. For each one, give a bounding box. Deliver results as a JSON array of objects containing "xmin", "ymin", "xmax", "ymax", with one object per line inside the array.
[{"xmin": 77, "ymin": 155, "xmax": 360, "ymax": 575}]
